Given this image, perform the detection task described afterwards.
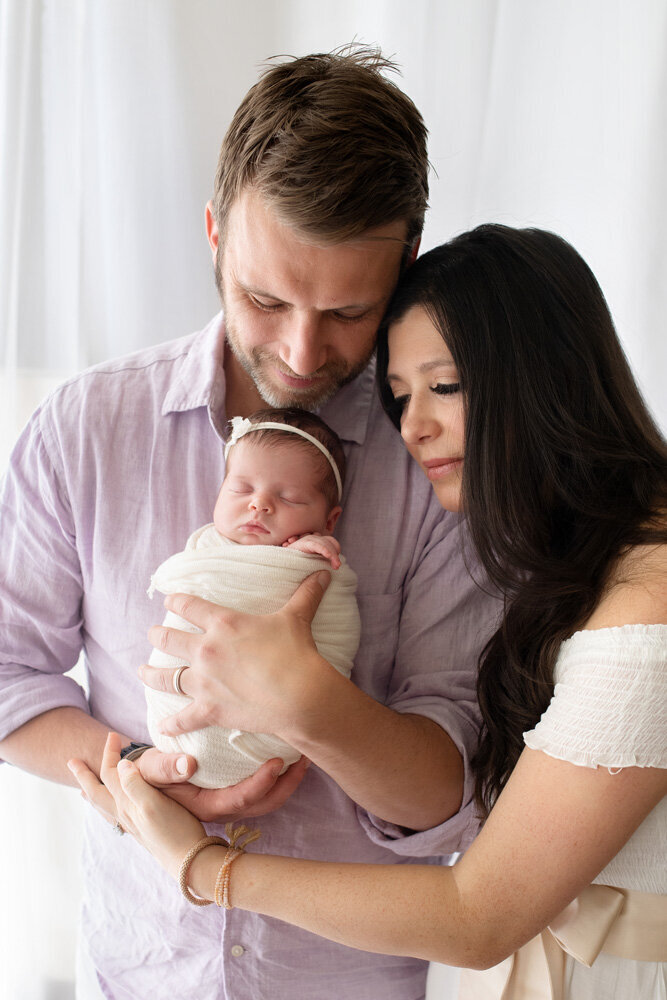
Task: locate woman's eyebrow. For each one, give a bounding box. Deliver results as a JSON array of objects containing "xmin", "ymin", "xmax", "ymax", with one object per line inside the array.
[{"xmin": 386, "ymin": 358, "xmax": 456, "ymax": 382}]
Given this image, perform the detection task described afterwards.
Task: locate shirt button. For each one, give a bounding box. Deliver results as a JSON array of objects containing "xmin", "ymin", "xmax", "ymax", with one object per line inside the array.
[{"xmin": 230, "ymin": 945, "xmax": 245, "ymax": 957}]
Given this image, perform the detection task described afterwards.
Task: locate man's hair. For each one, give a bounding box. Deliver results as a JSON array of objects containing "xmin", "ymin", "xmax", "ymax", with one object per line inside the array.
[
  {"xmin": 212, "ymin": 45, "xmax": 428, "ymax": 250},
  {"xmin": 226, "ymin": 407, "xmax": 346, "ymax": 510}
]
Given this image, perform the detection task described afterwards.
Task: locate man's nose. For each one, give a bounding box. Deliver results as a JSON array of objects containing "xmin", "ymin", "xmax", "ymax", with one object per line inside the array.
[{"xmin": 278, "ymin": 312, "xmax": 327, "ymax": 376}]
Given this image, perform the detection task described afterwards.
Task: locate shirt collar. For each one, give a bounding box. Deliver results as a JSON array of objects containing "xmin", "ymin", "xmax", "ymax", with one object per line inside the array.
[
  {"xmin": 161, "ymin": 313, "xmax": 226, "ymax": 417},
  {"xmin": 161, "ymin": 312, "xmax": 377, "ymax": 447},
  {"xmin": 317, "ymin": 361, "xmax": 376, "ymax": 447}
]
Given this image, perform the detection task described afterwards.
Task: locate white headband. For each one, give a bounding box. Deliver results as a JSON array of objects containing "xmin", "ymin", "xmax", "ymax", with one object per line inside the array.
[{"xmin": 224, "ymin": 416, "xmax": 343, "ymax": 502}]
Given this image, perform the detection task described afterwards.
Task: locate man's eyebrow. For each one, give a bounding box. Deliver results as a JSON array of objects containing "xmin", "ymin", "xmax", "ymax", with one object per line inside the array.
[
  {"xmin": 239, "ymin": 279, "xmax": 378, "ymax": 312},
  {"xmin": 239, "ymin": 282, "xmax": 286, "ymax": 302},
  {"xmin": 386, "ymin": 358, "xmax": 457, "ymax": 382}
]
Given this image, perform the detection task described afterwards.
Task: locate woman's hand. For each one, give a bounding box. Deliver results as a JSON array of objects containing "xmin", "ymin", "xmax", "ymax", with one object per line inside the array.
[
  {"xmin": 69, "ymin": 733, "xmax": 206, "ymax": 879},
  {"xmin": 141, "ymin": 570, "xmax": 333, "ymax": 741}
]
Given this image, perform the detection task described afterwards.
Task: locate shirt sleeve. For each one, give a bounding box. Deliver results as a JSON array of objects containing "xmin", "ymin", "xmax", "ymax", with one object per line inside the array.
[
  {"xmin": 357, "ymin": 504, "xmax": 502, "ymax": 856},
  {"xmin": 524, "ymin": 625, "xmax": 667, "ymax": 770},
  {"xmin": 0, "ymin": 403, "xmax": 90, "ymax": 748}
]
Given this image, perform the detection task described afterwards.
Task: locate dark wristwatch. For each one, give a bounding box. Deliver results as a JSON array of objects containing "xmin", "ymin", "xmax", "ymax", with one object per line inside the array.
[{"xmin": 119, "ymin": 741, "xmax": 153, "ymax": 762}]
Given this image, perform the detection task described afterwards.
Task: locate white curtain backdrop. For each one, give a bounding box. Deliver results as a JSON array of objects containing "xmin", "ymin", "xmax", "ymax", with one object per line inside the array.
[{"xmin": 1, "ymin": 1, "xmax": 665, "ymax": 996}]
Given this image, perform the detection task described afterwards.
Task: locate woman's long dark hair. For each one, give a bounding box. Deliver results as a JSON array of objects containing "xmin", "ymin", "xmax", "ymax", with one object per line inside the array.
[{"xmin": 377, "ymin": 225, "xmax": 667, "ymax": 814}]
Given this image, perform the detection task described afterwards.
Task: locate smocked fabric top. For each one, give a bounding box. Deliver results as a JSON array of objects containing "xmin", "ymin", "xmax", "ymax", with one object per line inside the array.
[{"xmin": 523, "ymin": 624, "xmax": 667, "ymax": 893}]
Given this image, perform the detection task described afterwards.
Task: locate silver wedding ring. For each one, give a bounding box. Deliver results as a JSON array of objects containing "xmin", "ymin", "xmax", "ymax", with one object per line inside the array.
[{"xmin": 172, "ymin": 664, "xmax": 188, "ymax": 696}]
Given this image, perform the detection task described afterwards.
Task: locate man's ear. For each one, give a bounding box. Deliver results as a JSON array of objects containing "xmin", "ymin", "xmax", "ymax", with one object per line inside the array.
[
  {"xmin": 205, "ymin": 201, "xmax": 219, "ymax": 263},
  {"xmin": 325, "ymin": 506, "xmax": 342, "ymax": 533},
  {"xmin": 408, "ymin": 237, "xmax": 421, "ymax": 265}
]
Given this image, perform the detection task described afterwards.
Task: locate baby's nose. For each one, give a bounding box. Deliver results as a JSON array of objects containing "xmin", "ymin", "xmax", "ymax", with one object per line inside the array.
[{"xmin": 249, "ymin": 493, "xmax": 272, "ymax": 512}]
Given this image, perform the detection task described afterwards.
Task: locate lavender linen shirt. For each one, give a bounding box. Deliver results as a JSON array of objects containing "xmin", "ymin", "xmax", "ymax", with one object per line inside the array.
[{"xmin": 0, "ymin": 315, "xmax": 498, "ymax": 1000}]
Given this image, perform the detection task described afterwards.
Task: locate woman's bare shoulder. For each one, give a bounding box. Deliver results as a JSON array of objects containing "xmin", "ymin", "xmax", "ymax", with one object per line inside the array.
[{"xmin": 583, "ymin": 541, "xmax": 667, "ymax": 630}]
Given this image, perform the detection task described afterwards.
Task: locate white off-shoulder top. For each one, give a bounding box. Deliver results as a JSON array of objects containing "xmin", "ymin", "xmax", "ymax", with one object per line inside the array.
[
  {"xmin": 522, "ymin": 625, "xmax": 667, "ymax": 1000},
  {"xmin": 524, "ymin": 624, "xmax": 667, "ymax": 894}
]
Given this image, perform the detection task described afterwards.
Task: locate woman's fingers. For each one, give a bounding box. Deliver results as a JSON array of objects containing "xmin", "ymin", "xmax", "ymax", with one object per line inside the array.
[
  {"xmin": 68, "ymin": 754, "xmax": 118, "ymax": 827},
  {"xmin": 116, "ymin": 757, "xmax": 208, "ymax": 878}
]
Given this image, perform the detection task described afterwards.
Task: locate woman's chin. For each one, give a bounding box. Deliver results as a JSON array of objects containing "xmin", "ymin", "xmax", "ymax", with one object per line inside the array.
[{"xmin": 431, "ymin": 478, "xmax": 463, "ymax": 513}]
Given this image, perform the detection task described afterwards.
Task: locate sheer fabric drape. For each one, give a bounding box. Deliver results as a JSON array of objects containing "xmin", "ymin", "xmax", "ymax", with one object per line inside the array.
[{"xmin": 1, "ymin": 1, "xmax": 665, "ymax": 996}]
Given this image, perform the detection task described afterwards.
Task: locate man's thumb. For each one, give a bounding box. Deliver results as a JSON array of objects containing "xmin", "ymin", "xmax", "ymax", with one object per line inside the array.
[{"xmin": 289, "ymin": 570, "xmax": 331, "ymax": 622}]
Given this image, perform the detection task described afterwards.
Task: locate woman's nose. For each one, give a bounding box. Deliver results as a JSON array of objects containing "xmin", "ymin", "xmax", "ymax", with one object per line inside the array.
[{"xmin": 400, "ymin": 399, "xmax": 439, "ymax": 446}]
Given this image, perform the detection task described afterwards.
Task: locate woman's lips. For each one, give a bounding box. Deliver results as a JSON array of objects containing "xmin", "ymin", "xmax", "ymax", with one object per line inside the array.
[{"xmin": 423, "ymin": 458, "xmax": 463, "ymax": 481}]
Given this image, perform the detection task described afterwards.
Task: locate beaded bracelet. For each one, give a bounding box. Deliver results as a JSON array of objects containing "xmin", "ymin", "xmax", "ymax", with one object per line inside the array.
[
  {"xmin": 178, "ymin": 835, "xmax": 228, "ymax": 906},
  {"xmin": 213, "ymin": 847, "xmax": 241, "ymax": 908},
  {"xmin": 214, "ymin": 823, "xmax": 262, "ymax": 909}
]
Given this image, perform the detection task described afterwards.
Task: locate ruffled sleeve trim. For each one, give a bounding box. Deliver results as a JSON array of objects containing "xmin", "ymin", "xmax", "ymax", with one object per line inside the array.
[{"xmin": 523, "ymin": 624, "xmax": 667, "ymax": 770}]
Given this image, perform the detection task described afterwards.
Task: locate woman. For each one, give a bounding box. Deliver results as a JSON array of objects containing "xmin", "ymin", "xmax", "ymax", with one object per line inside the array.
[{"xmin": 70, "ymin": 226, "xmax": 666, "ymax": 998}]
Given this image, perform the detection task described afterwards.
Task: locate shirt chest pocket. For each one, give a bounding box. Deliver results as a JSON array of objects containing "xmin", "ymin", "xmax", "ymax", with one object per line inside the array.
[{"xmin": 352, "ymin": 590, "xmax": 403, "ymax": 703}]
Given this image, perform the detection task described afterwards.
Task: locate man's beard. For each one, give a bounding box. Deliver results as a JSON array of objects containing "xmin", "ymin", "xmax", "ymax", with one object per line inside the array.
[
  {"xmin": 217, "ymin": 253, "xmax": 373, "ymax": 410},
  {"xmin": 225, "ymin": 318, "xmax": 371, "ymax": 410}
]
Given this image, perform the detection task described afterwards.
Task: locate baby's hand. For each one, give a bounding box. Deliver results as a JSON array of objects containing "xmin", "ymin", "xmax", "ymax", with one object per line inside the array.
[{"xmin": 282, "ymin": 533, "xmax": 342, "ymax": 569}]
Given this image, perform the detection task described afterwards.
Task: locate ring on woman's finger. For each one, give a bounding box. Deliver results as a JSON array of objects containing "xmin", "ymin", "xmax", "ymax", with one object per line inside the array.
[
  {"xmin": 172, "ymin": 664, "xmax": 188, "ymax": 696},
  {"xmin": 112, "ymin": 821, "xmax": 125, "ymax": 836}
]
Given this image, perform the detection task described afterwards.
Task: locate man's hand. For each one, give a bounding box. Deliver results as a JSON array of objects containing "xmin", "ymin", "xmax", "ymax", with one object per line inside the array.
[
  {"xmin": 160, "ymin": 756, "xmax": 311, "ymax": 822},
  {"xmin": 136, "ymin": 746, "xmax": 309, "ymax": 822},
  {"xmin": 141, "ymin": 570, "xmax": 332, "ymax": 741},
  {"xmin": 282, "ymin": 532, "xmax": 342, "ymax": 569}
]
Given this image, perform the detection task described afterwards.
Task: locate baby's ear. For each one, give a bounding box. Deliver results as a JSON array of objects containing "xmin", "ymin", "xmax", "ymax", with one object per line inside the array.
[{"xmin": 325, "ymin": 505, "xmax": 342, "ymax": 533}]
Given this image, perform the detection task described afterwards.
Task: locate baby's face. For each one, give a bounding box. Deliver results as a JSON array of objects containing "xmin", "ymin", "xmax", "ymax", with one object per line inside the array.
[{"xmin": 214, "ymin": 438, "xmax": 338, "ymax": 546}]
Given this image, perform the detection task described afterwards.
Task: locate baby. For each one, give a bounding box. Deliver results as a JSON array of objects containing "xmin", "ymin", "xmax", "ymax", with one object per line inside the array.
[{"xmin": 145, "ymin": 408, "xmax": 360, "ymax": 788}]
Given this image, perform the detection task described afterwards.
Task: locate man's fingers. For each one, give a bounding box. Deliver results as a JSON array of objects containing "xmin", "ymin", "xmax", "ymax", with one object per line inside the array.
[
  {"xmin": 163, "ymin": 592, "xmax": 218, "ymax": 627},
  {"xmin": 138, "ymin": 747, "xmax": 197, "ymax": 786},
  {"xmin": 147, "ymin": 624, "xmax": 195, "ymax": 660},
  {"xmin": 157, "ymin": 700, "xmax": 216, "ymax": 737},
  {"xmin": 241, "ymin": 757, "xmax": 310, "ymax": 817},
  {"xmin": 285, "ymin": 570, "xmax": 331, "ymax": 624},
  {"xmin": 139, "ymin": 662, "xmax": 194, "ymax": 697}
]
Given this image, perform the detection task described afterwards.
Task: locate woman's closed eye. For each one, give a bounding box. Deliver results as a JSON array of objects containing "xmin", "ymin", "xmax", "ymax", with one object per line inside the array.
[
  {"xmin": 390, "ymin": 393, "xmax": 410, "ymax": 414},
  {"xmin": 390, "ymin": 383, "xmax": 460, "ymax": 412}
]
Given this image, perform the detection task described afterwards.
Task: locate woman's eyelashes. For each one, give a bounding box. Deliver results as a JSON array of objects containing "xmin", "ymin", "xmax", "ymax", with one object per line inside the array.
[{"xmin": 391, "ymin": 382, "xmax": 461, "ymax": 411}]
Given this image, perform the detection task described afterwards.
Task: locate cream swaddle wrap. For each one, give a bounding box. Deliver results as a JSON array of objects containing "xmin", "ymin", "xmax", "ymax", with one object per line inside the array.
[{"xmin": 146, "ymin": 524, "xmax": 360, "ymax": 787}]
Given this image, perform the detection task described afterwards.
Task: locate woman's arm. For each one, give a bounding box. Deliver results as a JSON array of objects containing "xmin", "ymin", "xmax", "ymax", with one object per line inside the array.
[
  {"xmin": 76, "ymin": 734, "xmax": 665, "ymax": 969},
  {"xmin": 74, "ymin": 556, "xmax": 666, "ymax": 968},
  {"xmin": 227, "ymin": 752, "xmax": 666, "ymax": 967}
]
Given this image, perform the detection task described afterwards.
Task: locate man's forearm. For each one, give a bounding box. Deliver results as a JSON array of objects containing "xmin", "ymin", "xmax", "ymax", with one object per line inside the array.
[
  {"xmin": 287, "ymin": 669, "xmax": 464, "ymax": 831},
  {"xmin": 0, "ymin": 707, "xmax": 129, "ymax": 786}
]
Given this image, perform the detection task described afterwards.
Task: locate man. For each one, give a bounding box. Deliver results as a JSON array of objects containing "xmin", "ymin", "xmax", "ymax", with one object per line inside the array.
[{"xmin": 0, "ymin": 49, "xmax": 497, "ymax": 998}]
